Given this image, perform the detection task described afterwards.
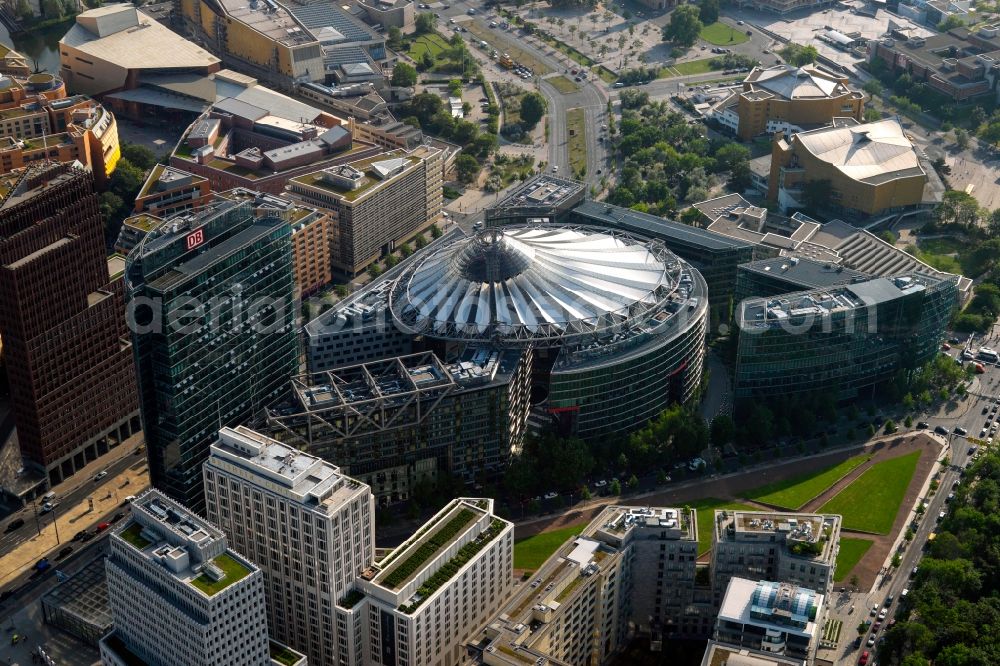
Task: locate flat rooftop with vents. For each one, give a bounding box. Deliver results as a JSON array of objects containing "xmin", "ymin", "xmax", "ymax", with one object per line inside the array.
[
  {"xmin": 739, "ymin": 273, "xmax": 942, "ymax": 330},
  {"xmin": 716, "ymin": 510, "xmax": 840, "ymax": 565},
  {"xmin": 209, "ymin": 424, "xmax": 370, "ymax": 511},
  {"xmin": 112, "ymin": 489, "xmax": 255, "ymax": 598}
]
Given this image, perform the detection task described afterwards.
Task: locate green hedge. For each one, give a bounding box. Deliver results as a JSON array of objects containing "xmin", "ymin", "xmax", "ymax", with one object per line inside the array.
[
  {"xmin": 399, "ymin": 519, "xmax": 506, "ymax": 614},
  {"xmin": 381, "ymin": 509, "xmax": 476, "ymax": 589}
]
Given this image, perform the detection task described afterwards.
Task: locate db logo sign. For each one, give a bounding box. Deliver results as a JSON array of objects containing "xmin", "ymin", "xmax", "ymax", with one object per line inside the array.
[{"xmin": 186, "ymin": 229, "xmax": 205, "ymax": 251}]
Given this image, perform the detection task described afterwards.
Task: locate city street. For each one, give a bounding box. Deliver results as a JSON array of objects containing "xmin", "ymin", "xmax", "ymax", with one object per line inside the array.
[
  {"xmin": 0, "ymin": 537, "xmax": 109, "ymax": 666},
  {"xmin": 0, "ymin": 437, "xmax": 148, "ymax": 591}
]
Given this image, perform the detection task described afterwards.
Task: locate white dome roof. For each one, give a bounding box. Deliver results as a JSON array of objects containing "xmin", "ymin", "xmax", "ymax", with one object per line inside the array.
[{"xmin": 389, "ymin": 225, "xmax": 685, "ymax": 342}]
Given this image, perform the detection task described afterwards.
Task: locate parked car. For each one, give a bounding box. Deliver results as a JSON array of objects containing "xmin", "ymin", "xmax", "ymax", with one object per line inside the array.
[
  {"xmin": 954, "ymin": 426, "xmax": 968, "ymax": 436},
  {"xmin": 935, "ymin": 425, "xmax": 950, "ymax": 435},
  {"xmin": 93, "ymin": 470, "xmax": 108, "ymax": 482},
  {"xmin": 56, "ymin": 546, "xmax": 73, "ymax": 560},
  {"xmin": 543, "ymin": 491, "xmax": 558, "ymax": 500},
  {"xmin": 917, "ymin": 421, "xmax": 929, "ymax": 429},
  {"xmin": 4, "ymin": 519, "xmax": 24, "ymax": 533},
  {"xmin": 96, "ymin": 522, "xmax": 111, "ymax": 533}
]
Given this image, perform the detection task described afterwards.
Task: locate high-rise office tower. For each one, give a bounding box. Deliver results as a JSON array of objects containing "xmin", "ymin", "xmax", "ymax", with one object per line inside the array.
[
  {"xmin": 101, "ymin": 489, "xmax": 308, "ymax": 666},
  {"xmin": 204, "ymin": 425, "xmax": 375, "ymax": 666},
  {"xmin": 0, "ymin": 163, "xmax": 140, "ymax": 488},
  {"xmin": 125, "ymin": 200, "xmax": 297, "ymax": 511}
]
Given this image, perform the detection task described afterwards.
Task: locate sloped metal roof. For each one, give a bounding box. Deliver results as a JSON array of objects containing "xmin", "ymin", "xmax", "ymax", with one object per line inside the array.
[
  {"xmin": 390, "ymin": 226, "xmax": 686, "ymax": 342},
  {"xmin": 794, "ymin": 118, "xmax": 924, "ymax": 185}
]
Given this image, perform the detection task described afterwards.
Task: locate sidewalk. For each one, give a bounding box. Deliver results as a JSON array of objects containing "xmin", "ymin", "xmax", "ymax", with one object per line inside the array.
[{"xmin": 0, "ymin": 458, "xmax": 148, "ymax": 588}]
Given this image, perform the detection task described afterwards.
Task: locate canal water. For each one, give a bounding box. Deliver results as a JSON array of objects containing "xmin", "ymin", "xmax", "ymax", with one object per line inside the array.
[{"xmin": 0, "ymin": 20, "xmax": 64, "ymax": 74}]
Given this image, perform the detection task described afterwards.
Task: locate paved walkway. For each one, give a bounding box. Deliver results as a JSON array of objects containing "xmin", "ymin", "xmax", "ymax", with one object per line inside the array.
[{"xmin": 0, "ymin": 450, "xmax": 148, "ymax": 588}]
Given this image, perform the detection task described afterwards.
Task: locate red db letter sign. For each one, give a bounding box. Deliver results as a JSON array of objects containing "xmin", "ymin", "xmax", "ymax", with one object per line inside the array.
[{"xmin": 186, "ymin": 229, "xmax": 205, "ymax": 250}]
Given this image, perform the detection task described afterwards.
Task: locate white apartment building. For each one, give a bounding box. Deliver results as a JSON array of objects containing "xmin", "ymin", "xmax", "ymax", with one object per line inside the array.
[
  {"xmin": 715, "ymin": 578, "xmax": 824, "ymax": 663},
  {"xmin": 711, "ymin": 511, "xmax": 842, "ymax": 604},
  {"xmin": 204, "ymin": 425, "xmax": 375, "ymax": 666},
  {"xmin": 476, "ymin": 505, "xmax": 703, "ymax": 666},
  {"xmin": 100, "ymin": 489, "xmax": 306, "ymax": 666},
  {"xmin": 337, "ymin": 498, "xmax": 513, "ymax": 666}
]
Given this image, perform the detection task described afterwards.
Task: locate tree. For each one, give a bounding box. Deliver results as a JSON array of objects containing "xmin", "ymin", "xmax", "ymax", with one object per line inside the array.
[
  {"xmin": 880, "ymin": 230, "xmax": 897, "ymax": 245},
  {"xmin": 710, "ymin": 415, "xmax": 735, "ymax": 447},
  {"xmin": 387, "ymin": 26, "xmax": 403, "ymax": 49},
  {"xmin": 415, "ymin": 12, "xmax": 436, "ymax": 33},
  {"xmin": 519, "ymin": 92, "xmax": 547, "ymax": 129},
  {"xmin": 99, "ymin": 191, "xmax": 123, "ymax": 225},
  {"xmin": 455, "ymin": 154, "xmax": 480, "ymax": 184},
  {"xmin": 714, "ymin": 142, "xmax": 750, "ymax": 174},
  {"xmin": 698, "ymin": 0, "xmax": 719, "ymax": 24},
  {"xmin": 109, "ymin": 159, "xmax": 145, "ymax": 201},
  {"xmin": 120, "ymin": 144, "xmax": 157, "ymax": 171},
  {"xmin": 863, "ymin": 79, "xmax": 883, "ymax": 96},
  {"xmin": 938, "ymin": 15, "xmax": 964, "ymax": 31},
  {"xmin": 40, "ymin": 0, "xmax": 63, "ymax": 18},
  {"xmin": 13, "ymin": 0, "xmax": 31, "ymax": 18},
  {"xmin": 662, "ymin": 5, "xmax": 702, "ymax": 48},
  {"xmin": 954, "ymin": 128, "xmax": 970, "ymax": 149},
  {"xmin": 864, "ymin": 108, "xmax": 882, "ymax": 122},
  {"xmin": 430, "ymin": 224, "xmax": 443, "ymax": 239},
  {"xmin": 391, "ymin": 62, "xmax": 417, "ymax": 87},
  {"xmin": 420, "ymin": 51, "xmax": 435, "ymax": 71},
  {"xmin": 609, "ymin": 478, "xmax": 621, "ymax": 495},
  {"xmin": 779, "ymin": 43, "xmax": 818, "ymax": 66}
]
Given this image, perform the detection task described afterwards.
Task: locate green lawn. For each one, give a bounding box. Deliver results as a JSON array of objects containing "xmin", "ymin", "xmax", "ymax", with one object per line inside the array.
[
  {"xmin": 670, "ymin": 58, "xmax": 718, "ymax": 76},
  {"xmin": 689, "ymin": 498, "xmax": 759, "ymax": 556},
  {"xmin": 547, "ymin": 75, "xmax": 579, "ymax": 94},
  {"xmin": 593, "ymin": 65, "xmax": 618, "ymax": 84},
  {"xmin": 834, "ymin": 537, "xmax": 874, "ymax": 582},
  {"xmin": 464, "ymin": 22, "xmax": 553, "ymax": 74},
  {"xmin": 408, "ymin": 33, "xmax": 449, "ymax": 61},
  {"xmin": 190, "ymin": 553, "xmax": 252, "ymax": 596},
  {"xmin": 700, "ymin": 22, "xmax": 750, "ymax": 46},
  {"xmin": 567, "ymin": 107, "xmax": 587, "ymax": 178},
  {"xmin": 514, "ymin": 522, "xmax": 587, "ymax": 570},
  {"xmin": 744, "ymin": 453, "xmax": 870, "ymax": 510},
  {"xmin": 819, "ymin": 451, "xmax": 922, "ymax": 534}
]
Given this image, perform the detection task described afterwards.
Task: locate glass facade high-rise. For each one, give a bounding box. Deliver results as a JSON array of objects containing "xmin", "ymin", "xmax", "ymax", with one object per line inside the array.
[
  {"xmin": 734, "ymin": 274, "xmax": 958, "ymax": 403},
  {"xmin": 125, "ymin": 200, "xmax": 297, "ymax": 511}
]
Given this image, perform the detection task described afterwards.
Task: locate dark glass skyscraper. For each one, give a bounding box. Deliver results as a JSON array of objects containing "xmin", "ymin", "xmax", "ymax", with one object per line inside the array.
[
  {"xmin": 125, "ymin": 200, "xmax": 297, "ymax": 510},
  {"xmin": 0, "ymin": 164, "xmax": 140, "ymax": 489},
  {"xmin": 734, "ymin": 273, "xmax": 958, "ymax": 404}
]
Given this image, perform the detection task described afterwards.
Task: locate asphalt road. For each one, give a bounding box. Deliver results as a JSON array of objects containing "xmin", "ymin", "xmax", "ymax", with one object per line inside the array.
[
  {"xmin": 437, "ymin": 0, "xmax": 610, "ymax": 184},
  {"xmin": 826, "ymin": 359, "xmax": 1000, "ymax": 665},
  {"xmin": 0, "ymin": 447, "xmax": 144, "ymax": 556},
  {"xmin": 0, "ymin": 521, "xmax": 112, "ymax": 618}
]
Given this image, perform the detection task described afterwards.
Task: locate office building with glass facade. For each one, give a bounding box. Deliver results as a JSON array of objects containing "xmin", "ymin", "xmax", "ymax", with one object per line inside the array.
[
  {"xmin": 125, "ymin": 200, "xmax": 298, "ymax": 511},
  {"xmin": 734, "ymin": 273, "xmax": 958, "ymax": 402}
]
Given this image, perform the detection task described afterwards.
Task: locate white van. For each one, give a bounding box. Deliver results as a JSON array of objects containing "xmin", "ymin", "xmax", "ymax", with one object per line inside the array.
[{"xmin": 43, "ymin": 491, "xmax": 56, "ymax": 502}]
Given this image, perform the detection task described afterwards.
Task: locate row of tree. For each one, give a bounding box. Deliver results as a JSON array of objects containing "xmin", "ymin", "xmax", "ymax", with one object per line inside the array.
[
  {"xmin": 880, "ymin": 449, "xmax": 1000, "ymax": 665},
  {"xmin": 398, "ymin": 92, "xmax": 499, "ymax": 184}
]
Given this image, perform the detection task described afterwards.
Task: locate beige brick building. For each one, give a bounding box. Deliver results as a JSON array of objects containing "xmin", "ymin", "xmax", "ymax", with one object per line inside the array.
[
  {"xmin": 767, "ymin": 117, "xmax": 928, "ymax": 217},
  {"xmin": 713, "ymin": 65, "xmax": 865, "ymax": 140},
  {"xmin": 287, "ymin": 146, "xmax": 443, "ymax": 277}
]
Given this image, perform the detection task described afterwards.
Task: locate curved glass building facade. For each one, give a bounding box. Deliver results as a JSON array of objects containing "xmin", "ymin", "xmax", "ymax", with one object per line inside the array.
[
  {"xmin": 547, "ymin": 267, "xmax": 709, "ymax": 439},
  {"xmin": 388, "ymin": 224, "xmax": 711, "ymax": 441},
  {"xmin": 733, "ymin": 273, "xmax": 958, "ymax": 402}
]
